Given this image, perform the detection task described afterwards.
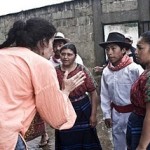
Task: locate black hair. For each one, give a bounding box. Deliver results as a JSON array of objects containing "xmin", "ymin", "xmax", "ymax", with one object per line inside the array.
[
  {"xmin": 0, "ymin": 18, "xmax": 56, "ymax": 50},
  {"xmin": 140, "ymin": 31, "xmax": 150, "ymax": 45},
  {"xmin": 54, "ymin": 39, "xmax": 67, "ymax": 44},
  {"xmin": 60, "ymin": 43, "xmax": 77, "ymax": 55},
  {"xmin": 115, "ymin": 43, "xmax": 127, "ymax": 50}
]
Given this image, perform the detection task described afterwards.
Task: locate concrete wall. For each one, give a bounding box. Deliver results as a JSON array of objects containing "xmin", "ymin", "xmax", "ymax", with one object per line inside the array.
[{"xmin": 0, "ymin": 0, "xmax": 150, "ymax": 69}]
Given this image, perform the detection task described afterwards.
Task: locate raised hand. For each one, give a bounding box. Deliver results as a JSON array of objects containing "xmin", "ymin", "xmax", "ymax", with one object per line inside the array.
[{"xmin": 62, "ymin": 70, "xmax": 86, "ymax": 95}]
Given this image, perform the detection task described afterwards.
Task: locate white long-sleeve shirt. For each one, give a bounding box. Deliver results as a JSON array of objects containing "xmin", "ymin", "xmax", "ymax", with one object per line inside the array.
[{"xmin": 100, "ymin": 62, "xmax": 144, "ymax": 119}]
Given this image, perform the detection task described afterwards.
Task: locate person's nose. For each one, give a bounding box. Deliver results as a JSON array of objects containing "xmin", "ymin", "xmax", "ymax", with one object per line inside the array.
[
  {"xmin": 106, "ymin": 49, "xmax": 112, "ymax": 55},
  {"xmin": 64, "ymin": 54, "xmax": 68, "ymax": 58},
  {"xmin": 135, "ymin": 48, "xmax": 138, "ymax": 54},
  {"xmin": 57, "ymin": 45, "xmax": 62, "ymax": 50},
  {"xmin": 51, "ymin": 47, "xmax": 54, "ymax": 52}
]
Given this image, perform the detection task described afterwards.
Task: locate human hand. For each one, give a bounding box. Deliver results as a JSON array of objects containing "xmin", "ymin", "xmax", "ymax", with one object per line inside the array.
[
  {"xmin": 93, "ymin": 65, "xmax": 106, "ymax": 73},
  {"xmin": 104, "ymin": 118, "xmax": 112, "ymax": 128},
  {"xmin": 90, "ymin": 115, "xmax": 97, "ymax": 127},
  {"xmin": 62, "ymin": 71, "xmax": 86, "ymax": 95}
]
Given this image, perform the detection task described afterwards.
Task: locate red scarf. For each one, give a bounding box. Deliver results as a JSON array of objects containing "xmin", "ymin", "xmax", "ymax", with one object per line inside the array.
[{"xmin": 108, "ymin": 55, "xmax": 132, "ymax": 71}]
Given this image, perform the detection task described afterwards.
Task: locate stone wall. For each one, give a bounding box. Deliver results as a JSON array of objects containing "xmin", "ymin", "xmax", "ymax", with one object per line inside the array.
[
  {"xmin": 101, "ymin": 0, "xmax": 138, "ymax": 13},
  {"xmin": 0, "ymin": 0, "xmax": 95, "ymax": 69}
]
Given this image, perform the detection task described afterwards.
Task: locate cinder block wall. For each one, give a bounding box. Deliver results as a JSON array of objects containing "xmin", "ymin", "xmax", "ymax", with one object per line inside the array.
[{"xmin": 0, "ymin": 0, "xmax": 95, "ymax": 69}]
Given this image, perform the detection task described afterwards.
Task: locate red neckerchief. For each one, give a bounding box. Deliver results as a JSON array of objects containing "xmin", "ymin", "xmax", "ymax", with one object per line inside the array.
[{"xmin": 108, "ymin": 55, "xmax": 132, "ymax": 71}]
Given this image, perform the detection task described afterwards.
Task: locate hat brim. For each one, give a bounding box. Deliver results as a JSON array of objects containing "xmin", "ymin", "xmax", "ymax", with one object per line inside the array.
[
  {"xmin": 99, "ymin": 41, "xmax": 131, "ymax": 49},
  {"xmin": 54, "ymin": 37, "xmax": 70, "ymax": 43}
]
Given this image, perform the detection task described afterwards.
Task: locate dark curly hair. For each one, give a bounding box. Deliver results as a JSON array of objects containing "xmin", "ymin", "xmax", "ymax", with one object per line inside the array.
[
  {"xmin": 0, "ymin": 18, "xmax": 56, "ymax": 50},
  {"xmin": 140, "ymin": 31, "xmax": 150, "ymax": 45}
]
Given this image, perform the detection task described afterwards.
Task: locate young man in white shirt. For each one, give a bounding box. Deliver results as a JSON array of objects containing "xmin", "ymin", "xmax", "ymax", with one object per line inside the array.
[{"xmin": 99, "ymin": 32, "xmax": 144, "ymax": 150}]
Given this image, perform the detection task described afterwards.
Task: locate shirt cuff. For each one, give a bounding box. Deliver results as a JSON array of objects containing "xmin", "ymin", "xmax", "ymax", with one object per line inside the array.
[{"xmin": 103, "ymin": 112, "xmax": 111, "ymax": 119}]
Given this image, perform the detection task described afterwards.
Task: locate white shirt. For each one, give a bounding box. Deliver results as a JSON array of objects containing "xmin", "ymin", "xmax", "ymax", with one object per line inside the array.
[
  {"xmin": 75, "ymin": 54, "xmax": 84, "ymax": 65},
  {"xmin": 49, "ymin": 57, "xmax": 62, "ymax": 67},
  {"xmin": 100, "ymin": 62, "xmax": 144, "ymax": 119}
]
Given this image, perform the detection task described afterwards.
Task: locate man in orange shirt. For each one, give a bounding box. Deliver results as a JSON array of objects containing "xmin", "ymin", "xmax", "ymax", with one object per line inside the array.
[{"xmin": 0, "ymin": 18, "xmax": 85, "ymax": 150}]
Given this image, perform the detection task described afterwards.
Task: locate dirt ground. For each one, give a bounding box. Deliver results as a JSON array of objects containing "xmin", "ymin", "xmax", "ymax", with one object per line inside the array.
[{"xmin": 27, "ymin": 106, "xmax": 113, "ymax": 150}]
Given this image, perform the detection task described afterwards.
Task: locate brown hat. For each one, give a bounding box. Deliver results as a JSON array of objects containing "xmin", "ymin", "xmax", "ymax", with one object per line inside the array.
[
  {"xmin": 54, "ymin": 32, "xmax": 70, "ymax": 43},
  {"xmin": 99, "ymin": 32, "xmax": 131, "ymax": 49}
]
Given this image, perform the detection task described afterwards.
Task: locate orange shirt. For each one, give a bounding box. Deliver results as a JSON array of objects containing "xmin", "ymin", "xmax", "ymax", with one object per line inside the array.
[{"xmin": 0, "ymin": 47, "xmax": 76, "ymax": 150}]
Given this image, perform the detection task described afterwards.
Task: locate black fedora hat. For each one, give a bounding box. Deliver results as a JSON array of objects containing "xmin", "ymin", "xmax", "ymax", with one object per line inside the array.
[{"xmin": 99, "ymin": 32, "xmax": 131, "ymax": 49}]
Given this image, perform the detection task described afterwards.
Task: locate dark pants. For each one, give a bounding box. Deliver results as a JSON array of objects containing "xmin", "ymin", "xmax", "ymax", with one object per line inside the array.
[
  {"xmin": 15, "ymin": 135, "xmax": 26, "ymax": 150},
  {"xmin": 126, "ymin": 112, "xmax": 150, "ymax": 150}
]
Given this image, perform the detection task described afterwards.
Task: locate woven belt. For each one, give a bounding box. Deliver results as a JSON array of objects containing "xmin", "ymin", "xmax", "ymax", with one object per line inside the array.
[
  {"xmin": 133, "ymin": 106, "xmax": 145, "ymax": 116},
  {"xmin": 111, "ymin": 102, "xmax": 133, "ymax": 113},
  {"xmin": 70, "ymin": 95, "xmax": 87, "ymax": 103}
]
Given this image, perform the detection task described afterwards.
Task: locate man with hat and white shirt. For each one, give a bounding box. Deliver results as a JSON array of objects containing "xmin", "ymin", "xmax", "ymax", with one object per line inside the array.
[
  {"xmin": 99, "ymin": 32, "xmax": 143, "ymax": 150},
  {"xmin": 93, "ymin": 34, "xmax": 140, "ymax": 73},
  {"xmin": 49, "ymin": 32, "xmax": 83, "ymax": 66}
]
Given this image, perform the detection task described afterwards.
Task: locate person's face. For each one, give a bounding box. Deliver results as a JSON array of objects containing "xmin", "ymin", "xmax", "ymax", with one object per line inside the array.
[
  {"xmin": 136, "ymin": 37, "xmax": 150, "ymax": 66},
  {"xmin": 105, "ymin": 43, "xmax": 126, "ymax": 66},
  {"xmin": 60, "ymin": 48, "xmax": 76, "ymax": 66},
  {"xmin": 40, "ymin": 37, "xmax": 54, "ymax": 60},
  {"xmin": 53, "ymin": 40, "xmax": 65, "ymax": 57}
]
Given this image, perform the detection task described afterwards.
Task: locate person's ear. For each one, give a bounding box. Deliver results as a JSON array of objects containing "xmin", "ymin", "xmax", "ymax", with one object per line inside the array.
[
  {"xmin": 39, "ymin": 49, "xmax": 44, "ymax": 56},
  {"xmin": 43, "ymin": 38, "xmax": 48, "ymax": 48},
  {"xmin": 122, "ymin": 48, "xmax": 126, "ymax": 54},
  {"xmin": 36, "ymin": 40, "xmax": 44, "ymax": 55}
]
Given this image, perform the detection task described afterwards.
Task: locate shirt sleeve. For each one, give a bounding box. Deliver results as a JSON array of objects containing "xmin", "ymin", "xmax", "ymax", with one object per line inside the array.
[
  {"xmin": 145, "ymin": 74, "xmax": 150, "ymax": 103},
  {"xmin": 83, "ymin": 66, "xmax": 98, "ymax": 92},
  {"xmin": 32, "ymin": 60, "xmax": 77, "ymax": 130},
  {"xmin": 129, "ymin": 64, "xmax": 144, "ymax": 82},
  {"xmin": 100, "ymin": 72, "xmax": 111, "ymax": 119},
  {"xmin": 75, "ymin": 54, "xmax": 83, "ymax": 65}
]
